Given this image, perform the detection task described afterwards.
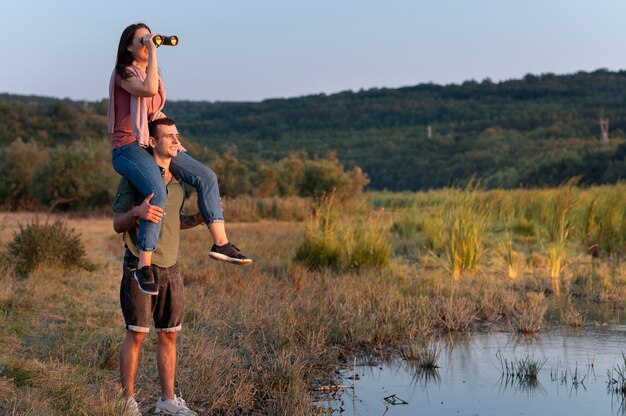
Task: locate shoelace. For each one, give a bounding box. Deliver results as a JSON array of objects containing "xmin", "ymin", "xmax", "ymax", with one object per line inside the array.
[{"xmin": 173, "ymin": 396, "xmax": 188, "ymax": 406}]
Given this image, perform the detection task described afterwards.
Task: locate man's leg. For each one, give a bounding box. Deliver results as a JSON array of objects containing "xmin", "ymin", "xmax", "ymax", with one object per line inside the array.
[
  {"xmin": 157, "ymin": 331, "xmax": 177, "ymax": 400},
  {"xmin": 119, "ymin": 249, "xmax": 153, "ymax": 398},
  {"xmin": 120, "ymin": 330, "xmax": 147, "ymax": 397},
  {"xmin": 153, "ymin": 264, "xmax": 197, "ymax": 415}
]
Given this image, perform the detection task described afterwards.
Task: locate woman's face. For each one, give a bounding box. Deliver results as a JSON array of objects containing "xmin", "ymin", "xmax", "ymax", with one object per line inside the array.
[{"xmin": 127, "ymin": 27, "xmax": 150, "ymax": 62}]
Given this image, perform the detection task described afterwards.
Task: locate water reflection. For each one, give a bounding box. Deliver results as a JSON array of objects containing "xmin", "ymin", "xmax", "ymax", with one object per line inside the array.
[
  {"xmin": 406, "ymin": 366, "xmax": 441, "ymax": 388},
  {"xmin": 497, "ymin": 373, "xmax": 547, "ymax": 398},
  {"xmin": 334, "ymin": 324, "xmax": 626, "ymax": 416}
]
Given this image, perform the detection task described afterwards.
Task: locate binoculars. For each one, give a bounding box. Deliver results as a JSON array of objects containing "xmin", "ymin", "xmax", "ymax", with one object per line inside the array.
[{"xmin": 152, "ymin": 35, "xmax": 178, "ymax": 46}]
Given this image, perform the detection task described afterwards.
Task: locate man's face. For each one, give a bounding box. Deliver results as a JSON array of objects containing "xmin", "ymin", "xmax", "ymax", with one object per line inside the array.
[{"xmin": 151, "ymin": 124, "xmax": 180, "ymax": 159}]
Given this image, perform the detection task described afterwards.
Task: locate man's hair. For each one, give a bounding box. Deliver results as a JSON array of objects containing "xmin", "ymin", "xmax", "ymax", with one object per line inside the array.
[{"xmin": 148, "ymin": 117, "xmax": 176, "ymax": 138}]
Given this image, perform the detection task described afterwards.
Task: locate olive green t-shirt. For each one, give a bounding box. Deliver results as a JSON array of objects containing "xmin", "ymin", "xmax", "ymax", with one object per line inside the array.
[{"xmin": 112, "ymin": 176, "xmax": 184, "ymax": 268}]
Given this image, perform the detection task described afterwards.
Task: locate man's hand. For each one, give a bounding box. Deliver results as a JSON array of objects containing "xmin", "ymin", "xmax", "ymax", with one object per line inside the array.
[{"xmin": 133, "ymin": 193, "xmax": 164, "ymax": 224}]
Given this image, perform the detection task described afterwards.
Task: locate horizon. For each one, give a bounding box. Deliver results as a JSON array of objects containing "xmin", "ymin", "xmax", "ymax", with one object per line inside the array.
[{"xmin": 2, "ymin": 67, "xmax": 619, "ymax": 104}]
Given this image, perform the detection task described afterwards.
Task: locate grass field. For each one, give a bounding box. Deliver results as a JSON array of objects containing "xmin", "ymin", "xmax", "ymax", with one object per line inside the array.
[{"xmin": 2, "ymin": 184, "xmax": 626, "ymax": 414}]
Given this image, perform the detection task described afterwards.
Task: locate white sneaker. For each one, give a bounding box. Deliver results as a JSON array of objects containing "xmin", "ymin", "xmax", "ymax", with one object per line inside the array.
[
  {"xmin": 124, "ymin": 397, "xmax": 142, "ymax": 416},
  {"xmin": 154, "ymin": 395, "xmax": 197, "ymax": 415}
]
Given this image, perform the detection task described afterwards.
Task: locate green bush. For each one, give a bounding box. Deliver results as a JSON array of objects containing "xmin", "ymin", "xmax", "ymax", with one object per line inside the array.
[
  {"xmin": 581, "ymin": 188, "xmax": 626, "ymax": 258},
  {"xmin": 297, "ymin": 154, "xmax": 369, "ymax": 201},
  {"xmin": 30, "ymin": 139, "xmax": 118, "ymax": 210},
  {"xmin": 293, "ymin": 232, "xmax": 342, "ymax": 271},
  {"xmin": 391, "ymin": 212, "xmax": 424, "ymax": 237},
  {"xmin": 343, "ymin": 221, "xmax": 390, "ymax": 271},
  {"xmin": 511, "ymin": 217, "xmax": 537, "ymax": 237},
  {"xmin": 8, "ymin": 219, "xmax": 93, "ymax": 275},
  {"xmin": 0, "ymin": 138, "xmax": 49, "ymax": 209},
  {"xmin": 441, "ymin": 185, "xmax": 489, "ymax": 279},
  {"xmin": 294, "ymin": 195, "xmax": 389, "ymax": 272},
  {"xmin": 293, "ymin": 196, "xmax": 341, "ymax": 270}
]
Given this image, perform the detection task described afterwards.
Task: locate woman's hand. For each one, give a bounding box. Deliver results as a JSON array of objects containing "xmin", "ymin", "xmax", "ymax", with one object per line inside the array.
[{"xmin": 141, "ymin": 33, "xmax": 158, "ymax": 51}]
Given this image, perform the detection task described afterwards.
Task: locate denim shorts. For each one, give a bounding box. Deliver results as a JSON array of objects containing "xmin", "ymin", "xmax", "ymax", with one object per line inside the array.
[{"xmin": 119, "ymin": 249, "xmax": 185, "ymax": 333}]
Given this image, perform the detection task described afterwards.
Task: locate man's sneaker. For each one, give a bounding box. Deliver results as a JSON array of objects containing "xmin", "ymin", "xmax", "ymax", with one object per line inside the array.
[
  {"xmin": 123, "ymin": 397, "xmax": 142, "ymax": 416},
  {"xmin": 134, "ymin": 266, "xmax": 159, "ymax": 295},
  {"xmin": 154, "ymin": 395, "xmax": 197, "ymax": 415},
  {"xmin": 209, "ymin": 243, "xmax": 253, "ymax": 265}
]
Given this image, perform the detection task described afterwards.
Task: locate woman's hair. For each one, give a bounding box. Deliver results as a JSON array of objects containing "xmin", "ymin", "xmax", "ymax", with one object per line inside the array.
[{"xmin": 115, "ymin": 23, "xmax": 151, "ymax": 79}]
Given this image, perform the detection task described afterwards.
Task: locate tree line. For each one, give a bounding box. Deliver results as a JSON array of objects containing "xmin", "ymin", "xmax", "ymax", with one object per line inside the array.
[
  {"xmin": 2, "ymin": 69, "xmax": 626, "ymax": 196},
  {"xmin": 0, "ymin": 137, "xmax": 368, "ymax": 211}
]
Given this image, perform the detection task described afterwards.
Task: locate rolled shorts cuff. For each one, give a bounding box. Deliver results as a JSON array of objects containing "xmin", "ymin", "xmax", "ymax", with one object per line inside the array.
[
  {"xmin": 135, "ymin": 245, "xmax": 157, "ymax": 253},
  {"xmin": 125, "ymin": 324, "xmax": 150, "ymax": 333},
  {"xmin": 156, "ymin": 325, "xmax": 182, "ymax": 333}
]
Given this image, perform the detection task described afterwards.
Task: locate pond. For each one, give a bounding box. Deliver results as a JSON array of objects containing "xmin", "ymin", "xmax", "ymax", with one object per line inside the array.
[{"xmin": 328, "ymin": 311, "xmax": 626, "ymax": 415}]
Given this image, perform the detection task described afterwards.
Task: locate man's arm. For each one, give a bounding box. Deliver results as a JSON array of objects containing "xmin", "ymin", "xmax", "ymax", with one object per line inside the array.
[
  {"xmin": 113, "ymin": 193, "xmax": 164, "ymax": 234},
  {"xmin": 180, "ymin": 212, "xmax": 204, "ymax": 230}
]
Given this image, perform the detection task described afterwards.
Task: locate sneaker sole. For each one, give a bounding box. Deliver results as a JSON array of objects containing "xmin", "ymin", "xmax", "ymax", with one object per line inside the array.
[
  {"xmin": 209, "ymin": 252, "xmax": 253, "ymax": 265},
  {"xmin": 154, "ymin": 406, "xmax": 198, "ymax": 416},
  {"xmin": 133, "ymin": 271, "xmax": 159, "ymax": 295}
]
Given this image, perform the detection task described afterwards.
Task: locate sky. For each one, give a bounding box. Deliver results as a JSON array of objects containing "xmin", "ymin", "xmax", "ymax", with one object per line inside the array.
[{"xmin": 2, "ymin": 0, "xmax": 626, "ymax": 102}]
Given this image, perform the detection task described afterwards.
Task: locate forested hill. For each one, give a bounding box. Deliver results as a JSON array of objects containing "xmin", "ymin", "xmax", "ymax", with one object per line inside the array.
[{"xmin": 4, "ymin": 69, "xmax": 626, "ymax": 190}]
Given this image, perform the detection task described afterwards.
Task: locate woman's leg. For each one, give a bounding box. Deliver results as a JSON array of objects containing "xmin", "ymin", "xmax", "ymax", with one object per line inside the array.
[
  {"xmin": 113, "ymin": 142, "xmax": 167, "ymax": 268},
  {"xmin": 170, "ymin": 152, "xmax": 252, "ymax": 264},
  {"xmin": 169, "ymin": 152, "xmax": 226, "ymax": 243}
]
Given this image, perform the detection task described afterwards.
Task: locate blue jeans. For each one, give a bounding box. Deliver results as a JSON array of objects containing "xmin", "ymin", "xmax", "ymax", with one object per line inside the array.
[
  {"xmin": 170, "ymin": 151, "xmax": 224, "ymax": 224},
  {"xmin": 112, "ymin": 141, "xmax": 223, "ymax": 252}
]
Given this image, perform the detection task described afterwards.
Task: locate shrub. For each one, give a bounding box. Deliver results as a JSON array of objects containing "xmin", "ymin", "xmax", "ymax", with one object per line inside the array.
[
  {"xmin": 7, "ymin": 219, "xmax": 93, "ymax": 275},
  {"xmin": 509, "ymin": 292, "xmax": 548, "ymax": 334},
  {"xmin": 581, "ymin": 187, "xmax": 626, "ymax": 258},
  {"xmin": 294, "ymin": 195, "xmax": 341, "ymax": 270},
  {"xmin": 211, "ymin": 150, "xmax": 253, "ymax": 198},
  {"xmin": 390, "ymin": 212, "xmax": 423, "ymax": 237},
  {"xmin": 294, "ymin": 195, "xmax": 390, "ymax": 272},
  {"xmin": 511, "ymin": 217, "xmax": 537, "ymax": 237},
  {"xmin": 30, "ymin": 139, "xmax": 118, "ymax": 211},
  {"xmin": 343, "ymin": 216, "xmax": 390, "ymax": 271},
  {"xmin": 441, "ymin": 185, "xmax": 489, "ymax": 279},
  {"xmin": 297, "ymin": 152, "xmax": 369, "ymax": 201},
  {"xmin": 0, "ymin": 138, "xmax": 49, "ymax": 209}
]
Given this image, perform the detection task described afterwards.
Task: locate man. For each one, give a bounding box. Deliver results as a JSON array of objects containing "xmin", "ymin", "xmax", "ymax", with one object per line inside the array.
[{"xmin": 113, "ymin": 117, "xmax": 199, "ymax": 416}]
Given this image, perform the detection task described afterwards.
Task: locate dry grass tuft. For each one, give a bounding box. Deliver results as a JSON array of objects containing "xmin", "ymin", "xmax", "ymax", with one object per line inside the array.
[{"xmin": 510, "ymin": 292, "xmax": 548, "ymax": 334}]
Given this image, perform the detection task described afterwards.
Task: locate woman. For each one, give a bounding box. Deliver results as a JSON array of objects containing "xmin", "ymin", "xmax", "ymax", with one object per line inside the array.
[{"xmin": 109, "ymin": 23, "xmax": 251, "ymax": 294}]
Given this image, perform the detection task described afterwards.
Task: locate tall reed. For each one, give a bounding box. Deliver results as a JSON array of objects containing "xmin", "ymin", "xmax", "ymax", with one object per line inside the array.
[
  {"xmin": 497, "ymin": 352, "xmax": 547, "ymax": 381},
  {"xmin": 294, "ymin": 194, "xmax": 341, "ymax": 270},
  {"xmin": 294, "ymin": 194, "xmax": 390, "ymax": 272},
  {"xmin": 541, "ymin": 181, "xmax": 576, "ymax": 294},
  {"xmin": 442, "ymin": 184, "xmax": 488, "ymax": 279},
  {"xmin": 607, "ymin": 353, "xmax": 626, "ymax": 395},
  {"xmin": 400, "ymin": 339, "xmax": 440, "ymax": 370},
  {"xmin": 502, "ymin": 232, "xmax": 523, "ymax": 279},
  {"xmin": 581, "ymin": 186, "xmax": 626, "ymax": 259}
]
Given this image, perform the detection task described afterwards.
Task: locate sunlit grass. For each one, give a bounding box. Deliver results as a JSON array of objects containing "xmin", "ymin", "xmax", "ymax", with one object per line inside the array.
[{"xmin": 4, "ymin": 183, "xmax": 626, "ymax": 413}]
